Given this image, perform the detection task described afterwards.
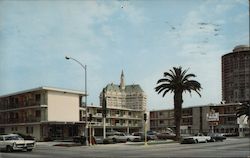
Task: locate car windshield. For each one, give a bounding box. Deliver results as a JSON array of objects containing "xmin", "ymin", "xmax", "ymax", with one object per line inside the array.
[{"xmin": 5, "ymin": 136, "xmax": 24, "ymax": 140}]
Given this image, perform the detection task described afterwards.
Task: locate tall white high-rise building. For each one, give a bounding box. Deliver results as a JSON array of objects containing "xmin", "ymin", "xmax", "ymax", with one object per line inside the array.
[{"xmin": 100, "ymin": 71, "xmax": 147, "ymax": 111}]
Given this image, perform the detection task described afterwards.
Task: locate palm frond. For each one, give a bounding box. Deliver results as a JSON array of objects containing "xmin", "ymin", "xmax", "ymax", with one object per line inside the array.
[
  {"xmin": 236, "ymin": 103, "xmax": 250, "ymax": 118},
  {"xmin": 183, "ymin": 73, "xmax": 196, "ymax": 81},
  {"xmin": 155, "ymin": 66, "xmax": 202, "ymax": 98},
  {"xmin": 155, "ymin": 85, "xmax": 171, "ymax": 95},
  {"xmin": 157, "ymin": 78, "xmax": 172, "ymax": 84}
]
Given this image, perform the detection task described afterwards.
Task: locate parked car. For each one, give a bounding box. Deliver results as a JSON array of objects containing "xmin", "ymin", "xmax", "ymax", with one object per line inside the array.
[
  {"xmin": 181, "ymin": 133, "xmax": 211, "ymax": 144},
  {"xmin": 13, "ymin": 133, "xmax": 36, "ymax": 141},
  {"xmin": 207, "ymin": 133, "xmax": 226, "ymax": 142},
  {"xmin": 94, "ymin": 136, "xmax": 113, "ymax": 144},
  {"xmin": 132, "ymin": 132, "xmax": 157, "ymax": 141},
  {"xmin": 147, "ymin": 131, "xmax": 158, "ymax": 140},
  {"xmin": 124, "ymin": 133, "xmax": 141, "ymax": 142},
  {"xmin": 0, "ymin": 134, "xmax": 35, "ymax": 152},
  {"xmin": 106, "ymin": 132, "xmax": 127, "ymax": 143},
  {"xmin": 156, "ymin": 132, "xmax": 176, "ymax": 140}
]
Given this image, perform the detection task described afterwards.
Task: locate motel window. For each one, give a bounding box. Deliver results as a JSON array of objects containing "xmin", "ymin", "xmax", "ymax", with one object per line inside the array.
[
  {"xmin": 35, "ymin": 94, "xmax": 41, "ymax": 102},
  {"xmin": 26, "ymin": 126, "xmax": 33, "ymax": 134},
  {"xmin": 14, "ymin": 113, "xmax": 19, "ymax": 119},
  {"xmin": 14, "ymin": 98, "xmax": 19, "ymax": 104},
  {"xmin": 35, "ymin": 110, "xmax": 41, "ymax": 117},
  {"xmin": 0, "ymin": 128, "xmax": 4, "ymax": 134},
  {"xmin": 11, "ymin": 127, "xmax": 18, "ymax": 131}
]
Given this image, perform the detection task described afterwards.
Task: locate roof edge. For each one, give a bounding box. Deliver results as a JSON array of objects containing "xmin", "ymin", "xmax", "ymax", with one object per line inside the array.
[{"xmin": 0, "ymin": 86, "xmax": 86, "ymax": 98}]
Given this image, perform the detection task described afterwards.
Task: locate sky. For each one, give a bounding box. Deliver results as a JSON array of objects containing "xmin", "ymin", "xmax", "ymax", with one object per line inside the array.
[{"xmin": 0, "ymin": 0, "xmax": 249, "ymax": 110}]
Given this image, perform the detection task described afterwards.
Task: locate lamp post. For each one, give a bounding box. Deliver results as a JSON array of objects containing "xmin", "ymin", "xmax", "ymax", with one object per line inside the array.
[
  {"xmin": 102, "ymin": 88, "xmax": 107, "ymax": 139},
  {"xmin": 65, "ymin": 56, "xmax": 88, "ymax": 146}
]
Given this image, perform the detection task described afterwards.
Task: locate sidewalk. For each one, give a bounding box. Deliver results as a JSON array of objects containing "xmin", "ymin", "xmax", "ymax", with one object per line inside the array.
[
  {"xmin": 35, "ymin": 139, "xmax": 176, "ymax": 148},
  {"xmin": 126, "ymin": 139, "xmax": 175, "ymax": 146},
  {"xmin": 36, "ymin": 141, "xmax": 77, "ymax": 147}
]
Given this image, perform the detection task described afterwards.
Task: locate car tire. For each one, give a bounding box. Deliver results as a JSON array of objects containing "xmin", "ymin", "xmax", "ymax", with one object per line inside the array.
[
  {"xmin": 112, "ymin": 138, "xmax": 116, "ymax": 143},
  {"xmin": 127, "ymin": 138, "xmax": 130, "ymax": 142},
  {"xmin": 27, "ymin": 149, "xmax": 33, "ymax": 152},
  {"xmin": 6, "ymin": 146, "xmax": 13, "ymax": 152},
  {"xmin": 195, "ymin": 139, "xmax": 198, "ymax": 144}
]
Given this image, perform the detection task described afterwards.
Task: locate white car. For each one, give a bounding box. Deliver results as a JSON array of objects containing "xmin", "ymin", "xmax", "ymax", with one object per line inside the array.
[
  {"xmin": 181, "ymin": 133, "xmax": 211, "ymax": 144},
  {"xmin": 106, "ymin": 132, "xmax": 127, "ymax": 143},
  {"xmin": 0, "ymin": 134, "xmax": 35, "ymax": 152},
  {"xmin": 124, "ymin": 133, "xmax": 141, "ymax": 142}
]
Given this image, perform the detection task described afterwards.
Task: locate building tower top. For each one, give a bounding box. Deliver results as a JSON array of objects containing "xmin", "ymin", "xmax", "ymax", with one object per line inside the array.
[{"xmin": 120, "ymin": 70, "xmax": 125, "ymax": 90}]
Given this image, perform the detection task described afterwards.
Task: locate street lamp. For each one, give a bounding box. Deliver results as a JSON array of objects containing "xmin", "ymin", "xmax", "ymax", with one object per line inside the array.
[{"xmin": 65, "ymin": 56, "xmax": 88, "ymax": 145}]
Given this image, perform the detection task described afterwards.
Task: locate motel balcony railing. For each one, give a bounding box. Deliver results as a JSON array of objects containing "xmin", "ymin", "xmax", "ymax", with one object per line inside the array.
[{"xmin": 0, "ymin": 117, "xmax": 42, "ymax": 124}]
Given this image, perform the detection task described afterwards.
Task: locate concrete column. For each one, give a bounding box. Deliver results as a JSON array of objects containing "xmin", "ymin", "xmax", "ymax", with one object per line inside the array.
[
  {"xmin": 93, "ymin": 127, "xmax": 95, "ymax": 136},
  {"xmin": 127, "ymin": 127, "xmax": 129, "ymax": 134}
]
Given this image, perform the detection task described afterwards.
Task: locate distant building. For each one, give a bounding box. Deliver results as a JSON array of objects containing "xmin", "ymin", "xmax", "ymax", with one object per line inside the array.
[
  {"xmin": 87, "ymin": 105, "xmax": 144, "ymax": 135},
  {"xmin": 100, "ymin": 71, "xmax": 147, "ymax": 111},
  {"xmin": 222, "ymin": 45, "xmax": 250, "ymax": 104},
  {"xmin": 0, "ymin": 87, "xmax": 86, "ymax": 141},
  {"xmin": 94, "ymin": 71, "xmax": 147, "ymax": 134},
  {"xmin": 150, "ymin": 103, "xmax": 249, "ymax": 136}
]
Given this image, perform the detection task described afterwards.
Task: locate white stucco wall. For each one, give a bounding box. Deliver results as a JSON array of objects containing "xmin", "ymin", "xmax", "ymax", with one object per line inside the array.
[{"xmin": 47, "ymin": 91, "xmax": 80, "ymax": 122}]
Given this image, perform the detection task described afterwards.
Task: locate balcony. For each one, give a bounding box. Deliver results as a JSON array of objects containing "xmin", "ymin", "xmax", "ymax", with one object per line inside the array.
[
  {"xmin": 115, "ymin": 123, "xmax": 121, "ymax": 126},
  {"xmin": 92, "ymin": 122, "xmax": 103, "ymax": 126},
  {"xmin": 94, "ymin": 113, "xmax": 102, "ymax": 117},
  {"xmin": 0, "ymin": 117, "xmax": 41, "ymax": 124}
]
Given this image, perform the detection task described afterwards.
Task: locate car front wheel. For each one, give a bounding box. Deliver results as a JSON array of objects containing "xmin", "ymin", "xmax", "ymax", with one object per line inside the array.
[
  {"xmin": 195, "ymin": 139, "xmax": 198, "ymax": 144},
  {"xmin": 211, "ymin": 138, "xmax": 216, "ymax": 142},
  {"xmin": 6, "ymin": 146, "xmax": 13, "ymax": 152}
]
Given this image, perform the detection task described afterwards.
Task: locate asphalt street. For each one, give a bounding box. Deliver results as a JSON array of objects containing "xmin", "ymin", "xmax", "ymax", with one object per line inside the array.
[{"xmin": 0, "ymin": 137, "xmax": 249, "ymax": 158}]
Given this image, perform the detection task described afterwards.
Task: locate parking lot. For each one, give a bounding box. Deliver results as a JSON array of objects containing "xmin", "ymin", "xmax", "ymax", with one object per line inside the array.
[{"xmin": 0, "ymin": 137, "xmax": 249, "ymax": 158}]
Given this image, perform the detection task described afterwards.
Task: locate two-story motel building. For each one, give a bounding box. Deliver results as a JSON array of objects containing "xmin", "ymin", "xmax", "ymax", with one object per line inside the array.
[
  {"xmin": 0, "ymin": 87, "xmax": 86, "ymax": 141},
  {"xmin": 150, "ymin": 103, "xmax": 249, "ymax": 136}
]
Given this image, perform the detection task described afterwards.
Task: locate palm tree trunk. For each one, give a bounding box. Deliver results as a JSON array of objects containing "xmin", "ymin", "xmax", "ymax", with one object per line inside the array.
[{"xmin": 174, "ymin": 91, "xmax": 183, "ymax": 141}]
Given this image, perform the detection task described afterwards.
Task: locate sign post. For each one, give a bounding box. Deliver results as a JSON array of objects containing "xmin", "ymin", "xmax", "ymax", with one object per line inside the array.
[
  {"xmin": 89, "ymin": 114, "xmax": 92, "ymax": 146},
  {"xmin": 144, "ymin": 113, "xmax": 147, "ymax": 146},
  {"xmin": 206, "ymin": 109, "xmax": 219, "ymax": 133}
]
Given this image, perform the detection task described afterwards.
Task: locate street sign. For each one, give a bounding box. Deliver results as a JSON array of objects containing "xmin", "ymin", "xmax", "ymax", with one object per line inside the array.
[{"xmin": 207, "ymin": 109, "xmax": 219, "ymax": 122}]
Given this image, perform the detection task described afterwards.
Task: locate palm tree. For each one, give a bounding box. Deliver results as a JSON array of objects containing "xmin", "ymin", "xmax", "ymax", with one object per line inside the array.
[
  {"xmin": 236, "ymin": 102, "xmax": 250, "ymax": 120},
  {"xmin": 155, "ymin": 67, "xmax": 202, "ymax": 141}
]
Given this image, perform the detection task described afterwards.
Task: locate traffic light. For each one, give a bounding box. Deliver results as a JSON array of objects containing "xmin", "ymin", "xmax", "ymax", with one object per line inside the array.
[
  {"xmin": 88, "ymin": 114, "xmax": 92, "ymax": 122},
  {"xmin": 144, "ymin": 113, "xmax": 147, "ymax": 121}
]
